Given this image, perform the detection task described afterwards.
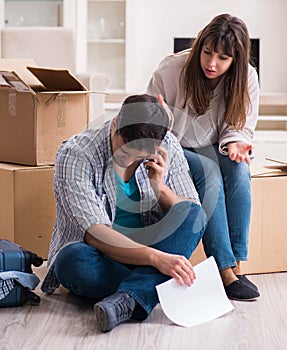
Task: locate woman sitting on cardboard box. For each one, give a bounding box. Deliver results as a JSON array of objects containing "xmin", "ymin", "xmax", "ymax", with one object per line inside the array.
[{"xmin": 146, "ymin": 13, "xmax": 260, "ymax": 300}]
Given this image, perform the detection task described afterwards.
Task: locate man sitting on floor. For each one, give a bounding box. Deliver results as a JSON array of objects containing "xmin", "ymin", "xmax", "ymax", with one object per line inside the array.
[{"xmin": 41, "ymin": 94, "xmax": 206, "ymax": 332}]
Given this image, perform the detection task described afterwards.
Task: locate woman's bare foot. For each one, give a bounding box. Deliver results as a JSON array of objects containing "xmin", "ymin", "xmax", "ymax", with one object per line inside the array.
[
  {"xmin": 220, "ymin": 267, "xmax": 238, "ymax": 286},
  {"xmin": 232, "ymin": 260, "xmax": 241, "ymax": 275}
]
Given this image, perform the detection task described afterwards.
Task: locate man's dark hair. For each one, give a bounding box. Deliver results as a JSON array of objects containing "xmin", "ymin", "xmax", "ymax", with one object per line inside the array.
[{"xmin": 115, "ymin": 94, "xmax": 169, "ymax": 152}]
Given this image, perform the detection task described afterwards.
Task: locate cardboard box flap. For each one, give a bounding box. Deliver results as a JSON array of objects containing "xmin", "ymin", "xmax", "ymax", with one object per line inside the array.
[
  {"xmin": 251, "ymin": 158, "xmax": 287, "ymax": 178},
  {"xmin": 0, "ymin": 72, "xmax": 12, "ymax": 88},
  {"xmin": 251, "ymin": 165, "xmax": 283, "ymax": 178},
  {"xmin": 264, "ymin": 158, "xmax": 287, "ymax": 175},
  {"xmin": 265, "ymin": 158, "xmax": 287, "ymax": 165},
  {"xmin": 0, "ymin": 163, "xmax": 52, "ymax": 171},
  {"xmin": 0, "ymin": 70, "xmax": 32, "ymax": 93},
  {"xmin": 27, "ymin": 66, "xmax": 87, "ymax": 92},
  {"xmin": 0, "ymin": 59, "xmax": 44, "ymax": 89}
]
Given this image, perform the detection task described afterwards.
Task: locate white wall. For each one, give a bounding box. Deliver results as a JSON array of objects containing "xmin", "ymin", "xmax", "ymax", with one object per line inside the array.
[{"xmin": 126, "ymin": 0, "xmax": 287, "ymax": 94}]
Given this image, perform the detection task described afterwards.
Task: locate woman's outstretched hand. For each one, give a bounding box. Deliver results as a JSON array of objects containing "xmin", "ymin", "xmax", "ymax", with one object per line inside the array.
[{"xmin": 228, "ymin": 141, "xmax": 253, "ymax": 165}]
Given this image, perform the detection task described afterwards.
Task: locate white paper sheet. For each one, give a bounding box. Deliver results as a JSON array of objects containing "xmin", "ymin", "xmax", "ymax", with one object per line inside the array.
[{"xmin": 156, "ymin": 256, "xmax": 234, "ymax": 327}]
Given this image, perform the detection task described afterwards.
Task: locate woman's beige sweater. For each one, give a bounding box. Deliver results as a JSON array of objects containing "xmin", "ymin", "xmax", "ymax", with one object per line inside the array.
[{"xmin": 146, "ymin": 49, "xmax": 259, "ymax": 155}]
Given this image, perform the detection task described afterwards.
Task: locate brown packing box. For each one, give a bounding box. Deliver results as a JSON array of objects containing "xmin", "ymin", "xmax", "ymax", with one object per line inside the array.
[
  {"xmin": 0, "ymin": 162, "xmax": 55, "ymax": 259},
  {"xmin": 190, "ymin": 159, "xmax": 287, "ymax": 274},
  {"xmin": 0, "ymin": 59, "xmax": 90, "ymax": 166}
]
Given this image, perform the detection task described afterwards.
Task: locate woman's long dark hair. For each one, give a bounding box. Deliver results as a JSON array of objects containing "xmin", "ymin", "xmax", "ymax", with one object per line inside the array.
[{"xmin": 182, "ymin": 13, "xmax": 252, "ymax": 130}]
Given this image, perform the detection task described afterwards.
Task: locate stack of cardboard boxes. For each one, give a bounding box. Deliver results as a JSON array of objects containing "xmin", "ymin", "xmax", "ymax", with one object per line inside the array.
[{"xmin": 0, "ymin": 60, "xmax": 92, "ymax": 259}]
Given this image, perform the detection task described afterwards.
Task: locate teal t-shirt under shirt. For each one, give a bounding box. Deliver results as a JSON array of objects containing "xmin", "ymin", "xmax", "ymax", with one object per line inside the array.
[{"xmin": 112, "ymin": 171, "xmax": 143, "ymax": 233}]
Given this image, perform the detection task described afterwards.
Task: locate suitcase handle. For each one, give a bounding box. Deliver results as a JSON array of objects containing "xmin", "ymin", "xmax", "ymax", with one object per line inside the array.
[
  {"xmin": 30, "ymin": 253, "xmax": 43, "ymax": 267},
  {"xmin": 23, "ymin": 250, "xmax": 43, "ymax": 273}
]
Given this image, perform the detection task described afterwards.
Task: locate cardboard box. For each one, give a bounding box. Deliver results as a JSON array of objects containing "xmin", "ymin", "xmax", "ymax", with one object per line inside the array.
[
  {"xmin": 0, "ymin": 162, "xmax": 55, "ymax": 259},
  {"xmin": 190, "ymin": 160, "xmax": 287, "ymax": 274},
  {"xmin": 0, "ymin": 59, "xmax": 90, "ymax": 165}
]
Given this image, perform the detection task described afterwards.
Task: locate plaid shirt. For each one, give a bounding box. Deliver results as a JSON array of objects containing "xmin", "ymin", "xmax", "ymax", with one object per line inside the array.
[
  {"xmin": 41, "ymin": 121, "xmax": 199, "ymax": 294},
  {"xmin": 0, "ymin": 279, "xmax": 14, "ymax": 300}
]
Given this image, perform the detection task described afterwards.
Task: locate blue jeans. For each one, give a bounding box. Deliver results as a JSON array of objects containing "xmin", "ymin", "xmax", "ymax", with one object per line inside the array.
[
  {"xmin": 183, "ymin": 145, "xmax": 251, "ymax": 270},
  {"xmin": 54, "ymin": 201, "xmax": 206, "ymax": 320}
]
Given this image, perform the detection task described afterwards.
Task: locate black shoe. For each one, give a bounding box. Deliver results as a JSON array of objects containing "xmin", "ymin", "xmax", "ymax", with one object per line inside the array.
[
  {"xmin": 94, "ymin": 292, "xmax": 136, "ymax": 332},
  {"xmin": 224, "ymin": 280, "xmax": 260, "ymax": 301},
  {"xmin": 236, "ymin": 274, "xmax": 259, "ymax": 292}
]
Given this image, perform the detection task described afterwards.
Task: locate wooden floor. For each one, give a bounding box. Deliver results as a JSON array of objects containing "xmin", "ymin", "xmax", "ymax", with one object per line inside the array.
[{"xmin": 1, "ymin": 263, "xmax": 287, "ymax": 350}]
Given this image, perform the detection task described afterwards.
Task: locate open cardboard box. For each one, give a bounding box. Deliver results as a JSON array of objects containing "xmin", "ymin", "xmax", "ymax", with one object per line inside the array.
[
  {"xmin": 0, "ymin": 59, "xmax": 99, "ymax": 166},
  {"xmin": 190, "ymin": 159, "xmax": 287, "ymax": 274}
]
